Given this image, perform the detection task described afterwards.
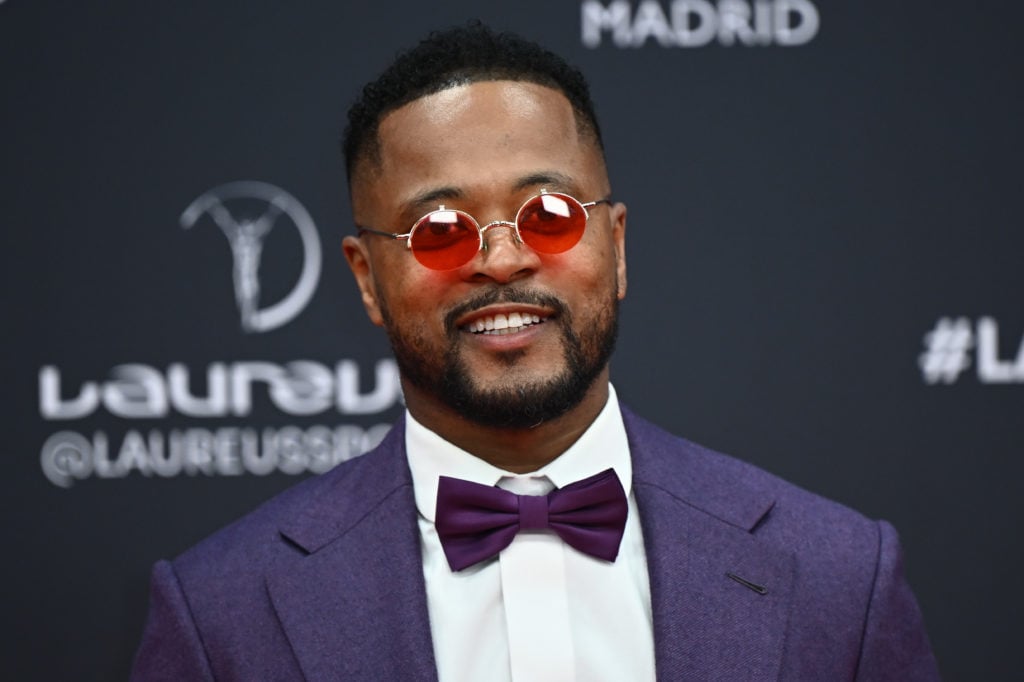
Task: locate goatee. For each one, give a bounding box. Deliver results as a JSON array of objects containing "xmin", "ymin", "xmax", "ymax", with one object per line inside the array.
[{"xmin": 381, "ymin": 286, "xmax": 618, "ymax": 429}]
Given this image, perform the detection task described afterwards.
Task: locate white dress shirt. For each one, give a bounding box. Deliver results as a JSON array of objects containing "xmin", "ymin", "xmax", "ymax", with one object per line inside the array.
[{"xmin": 406, "ymin": 385, "xmax": 656, "ymax": 682}]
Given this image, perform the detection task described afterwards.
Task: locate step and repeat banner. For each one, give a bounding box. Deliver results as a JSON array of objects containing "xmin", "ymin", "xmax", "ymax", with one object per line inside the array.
[{"xmin": 3, "ymin": 1, "xmax": 1020, "ymax": 679}]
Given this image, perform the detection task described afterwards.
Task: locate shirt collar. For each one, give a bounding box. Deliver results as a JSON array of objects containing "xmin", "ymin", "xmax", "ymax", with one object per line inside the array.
[{"xmin": 406, "ymin": 384, "xmax": 632, "ymax": 522}]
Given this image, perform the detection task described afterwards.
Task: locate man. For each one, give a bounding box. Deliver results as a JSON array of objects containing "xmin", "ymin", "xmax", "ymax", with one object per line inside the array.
[{"xmin": 132, "ymin": 23, "xmax": 939, "ymax": 681}]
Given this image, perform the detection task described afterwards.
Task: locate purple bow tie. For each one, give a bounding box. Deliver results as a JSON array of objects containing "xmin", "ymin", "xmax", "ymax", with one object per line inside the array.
[{"xmin": 434, "ymin": 468, "xmax": 628, "ymax": 572}]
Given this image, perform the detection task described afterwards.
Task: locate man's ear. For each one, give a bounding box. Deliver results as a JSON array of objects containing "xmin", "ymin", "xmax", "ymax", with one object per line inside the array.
[
  {"xmin": 611, "ymin": 202, "xmax": 627, "ymax": 300},
  {"xmin": 342, "ymin": 236, "xmax": 385, "ymax": 327}
]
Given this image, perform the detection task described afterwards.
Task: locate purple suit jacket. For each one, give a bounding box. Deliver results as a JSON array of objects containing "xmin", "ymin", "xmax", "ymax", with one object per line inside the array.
[{"xmin": 131, "ymin": 408, "xmax": 939, "ymax": 680}]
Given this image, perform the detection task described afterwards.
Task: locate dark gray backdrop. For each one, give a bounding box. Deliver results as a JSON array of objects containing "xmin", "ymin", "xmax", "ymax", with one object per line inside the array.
[{"xmin": 3, "ymin": 1, "xmax": 1021, "ymax": 679}]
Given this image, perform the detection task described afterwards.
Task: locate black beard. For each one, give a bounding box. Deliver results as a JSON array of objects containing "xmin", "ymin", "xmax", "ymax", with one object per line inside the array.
[{"xmin": 381, "ymin": 286, "xmax": 619, "ymax": 429}]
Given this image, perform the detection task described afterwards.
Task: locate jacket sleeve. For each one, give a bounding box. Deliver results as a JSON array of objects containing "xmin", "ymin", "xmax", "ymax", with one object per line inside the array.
[
  {"xmin": 130, "ymin": 560, "xmax": 216, "ymax": 682},
  {"xmin": 854, "ymin": 521, "xmax": 942, "ymax": 681}
]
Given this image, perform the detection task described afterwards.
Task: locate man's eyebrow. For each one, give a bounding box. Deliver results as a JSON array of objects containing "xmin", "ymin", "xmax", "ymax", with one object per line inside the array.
[
  {"xmin": 399, "ymin": 186, "xmax": 464, "ymax": 215},
  {"xmin": 513, "ymin": 171, "xmax": 576, "ymax": 193}
]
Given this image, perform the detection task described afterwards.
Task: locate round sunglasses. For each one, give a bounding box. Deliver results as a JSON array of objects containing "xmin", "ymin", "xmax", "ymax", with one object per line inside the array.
[{"xmin": 357, "ymin": 190, "xmax": 612, "ymax": 270}]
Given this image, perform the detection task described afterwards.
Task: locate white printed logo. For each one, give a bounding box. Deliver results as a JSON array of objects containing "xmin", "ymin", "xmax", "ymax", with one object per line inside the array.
[
  {"xmin": 181, "ymin": 181, "xmax": 322, "ymax": 333},
  {"xmin": 919, "ymin": 317, "xmax": 1024, "ymax": 384},
  {"xmin": 36, "ymin": 359, "xmax": 403, "ymax": 487}
]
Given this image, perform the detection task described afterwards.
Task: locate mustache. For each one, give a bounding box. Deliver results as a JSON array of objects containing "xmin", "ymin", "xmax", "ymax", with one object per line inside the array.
[{"xmin": 444, "ymin": 286, "xmax": 567, "ymax": 334}]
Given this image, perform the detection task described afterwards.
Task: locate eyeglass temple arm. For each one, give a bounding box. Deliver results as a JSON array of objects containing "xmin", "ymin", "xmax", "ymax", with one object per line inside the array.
[
  {"xmin": 582, "ymin": 198, "xmax": 613, "ymax": 209},
  {"xmin": 356, "ymin": 226, "xmax": 411, "ymax": 240}
]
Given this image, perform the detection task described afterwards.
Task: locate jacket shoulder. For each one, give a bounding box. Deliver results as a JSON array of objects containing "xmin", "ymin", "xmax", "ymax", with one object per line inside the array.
[{"xmin": 623, "ymin": 406, "xmax": 880, "ymax": 555}]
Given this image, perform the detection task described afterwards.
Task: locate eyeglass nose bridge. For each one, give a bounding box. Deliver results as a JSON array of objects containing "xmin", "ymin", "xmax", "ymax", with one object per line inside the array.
[{"xmin": 477, "ymin": 220, "xmax": 522, "ymax": 251}]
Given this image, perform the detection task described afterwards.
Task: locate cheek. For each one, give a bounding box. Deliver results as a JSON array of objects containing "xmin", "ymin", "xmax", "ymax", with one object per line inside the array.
[
  {"xmin": 562, "ymin": 241, "xmax": 620, "ymax": 293},
  {"xmin": 375, "ymin": 268, "xmax": 452, "ymax": 326}
]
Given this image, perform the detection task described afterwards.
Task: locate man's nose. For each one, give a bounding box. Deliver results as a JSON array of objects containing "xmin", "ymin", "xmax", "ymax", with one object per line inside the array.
[{"xmin": 465, "ymin": 221, "xmax": 541, "ymax": 283}]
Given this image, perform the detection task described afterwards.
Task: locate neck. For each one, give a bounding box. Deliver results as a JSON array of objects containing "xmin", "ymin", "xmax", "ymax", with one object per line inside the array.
[{"xmin": 402, "ymin": 372, "xmax": 610, "ymax": 474}]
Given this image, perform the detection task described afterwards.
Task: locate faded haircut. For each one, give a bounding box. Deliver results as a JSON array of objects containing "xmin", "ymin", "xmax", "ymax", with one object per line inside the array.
[{"xmin": 342, "ymin": 21, "xmax": 604, "ymax": 187}]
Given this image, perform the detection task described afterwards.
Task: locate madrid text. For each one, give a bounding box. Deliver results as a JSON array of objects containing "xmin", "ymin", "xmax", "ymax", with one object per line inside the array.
[{"xmin": 581, "ymin": 0, "xmax": 820, "ymax": 48}]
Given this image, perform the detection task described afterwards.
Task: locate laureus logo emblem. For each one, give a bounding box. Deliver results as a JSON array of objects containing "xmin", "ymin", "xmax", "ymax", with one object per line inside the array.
[{"xmin": 180, "ymin": 181, "xmax": 322, "ymax": 333}]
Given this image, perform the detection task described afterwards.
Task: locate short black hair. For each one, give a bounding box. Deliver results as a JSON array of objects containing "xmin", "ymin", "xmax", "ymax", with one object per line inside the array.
[{"xmin": 342, "ymin": 21, "xmax": 604, "ymax": 186}]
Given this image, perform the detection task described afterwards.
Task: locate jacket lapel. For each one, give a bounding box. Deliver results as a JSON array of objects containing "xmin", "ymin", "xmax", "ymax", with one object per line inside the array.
[
  {"xmin": 625, "ymin": 409, "xmax": 794, "ymax": 681},
  {"xmin": 266, "ymin": 420, "xmax": 439, "ymax": 682}
]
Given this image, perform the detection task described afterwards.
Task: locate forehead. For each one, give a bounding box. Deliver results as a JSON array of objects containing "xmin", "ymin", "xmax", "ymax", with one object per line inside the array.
[{"xmin": 355, "ymin": 81, "xmax": 605, "ymax": 213}]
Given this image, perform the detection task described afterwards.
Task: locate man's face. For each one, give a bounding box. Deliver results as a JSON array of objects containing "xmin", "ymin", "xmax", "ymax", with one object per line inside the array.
[{"xmin": 344, "ymin": 80, "xmax": 627, "ymax": 428}]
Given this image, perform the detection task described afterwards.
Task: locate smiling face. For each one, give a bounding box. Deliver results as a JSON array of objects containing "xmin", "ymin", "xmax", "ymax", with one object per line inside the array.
[{"xmin": 344, "ymin": 80, "xmax": 627, "ymax": 433}]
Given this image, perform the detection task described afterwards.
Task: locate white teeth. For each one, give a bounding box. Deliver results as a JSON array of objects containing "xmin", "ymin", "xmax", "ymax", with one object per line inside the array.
[{"xmin": 466, "ymin": 312, "xmax": 546, "ymax": 335}]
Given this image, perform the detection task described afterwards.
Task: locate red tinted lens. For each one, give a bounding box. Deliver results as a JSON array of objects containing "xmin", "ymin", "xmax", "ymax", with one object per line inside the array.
[
  {"xmin": 516, "ymin": 193, "xmax": 587, "ymax": 254},
  {"xmin": 409, "ymin": 209, "xmax": 481, "ymax": 270}
]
